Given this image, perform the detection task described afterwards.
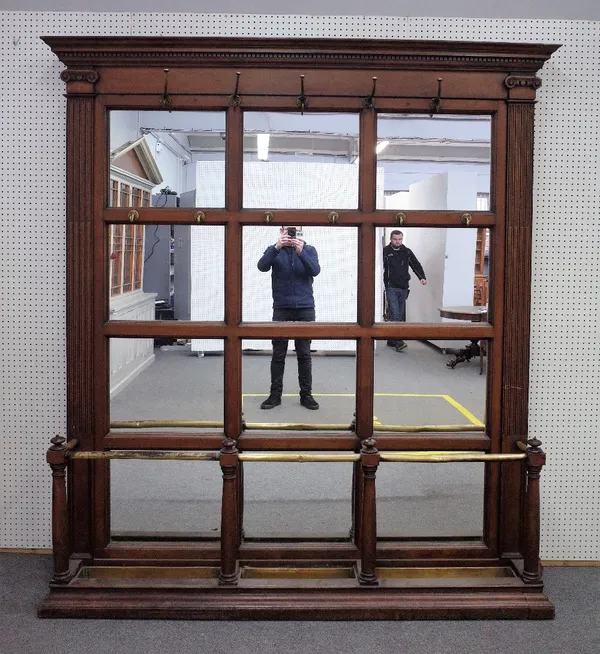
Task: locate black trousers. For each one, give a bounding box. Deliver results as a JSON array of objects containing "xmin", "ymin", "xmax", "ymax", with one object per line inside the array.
[{"xmin": 270, "ymin": 308, "xmax": 315, "ymax": 398}]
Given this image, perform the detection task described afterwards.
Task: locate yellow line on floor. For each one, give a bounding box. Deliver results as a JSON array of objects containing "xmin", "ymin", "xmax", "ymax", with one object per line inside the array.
[
  {"xmin": 442, "ymin": 395, "xmax": 484, "ymax": 427},
  {"xmin": 242, "ymin": 393, "xmax": 485, "ymax": 428},
  {"xmin": 242, "ymin": 393, "xmax": 447, "ymax": 398}
]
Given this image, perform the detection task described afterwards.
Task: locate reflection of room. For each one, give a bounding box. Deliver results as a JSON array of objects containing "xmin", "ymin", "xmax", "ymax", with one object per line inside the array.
[
  {"xmin": 110, "ymin": 338, "xmax": 487, "ymax": 537},
  {"xmin": 108, "ymin": 110, "xmax": 491, "ymax": 392}
]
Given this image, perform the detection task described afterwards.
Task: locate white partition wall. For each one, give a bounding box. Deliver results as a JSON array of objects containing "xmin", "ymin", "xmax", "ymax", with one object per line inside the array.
[
  {"xmin": 1, "ymin": 13, "xmax": 599, "ymax": 562},
  {"xmin": 192, "ymin": 160, "xmax": 384, "ymax": 352}
]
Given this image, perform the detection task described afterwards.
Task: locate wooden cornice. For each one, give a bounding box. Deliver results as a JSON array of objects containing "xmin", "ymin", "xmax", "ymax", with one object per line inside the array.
[{"xmin": 42, "ymin": 36, "xmax": 559, "ymax": 72}]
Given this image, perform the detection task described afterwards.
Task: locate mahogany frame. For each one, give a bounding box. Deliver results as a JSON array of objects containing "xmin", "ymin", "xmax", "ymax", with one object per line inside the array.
[{"xmin": 39, "ymin": 36, "xmax": 558, "ymax": 619}]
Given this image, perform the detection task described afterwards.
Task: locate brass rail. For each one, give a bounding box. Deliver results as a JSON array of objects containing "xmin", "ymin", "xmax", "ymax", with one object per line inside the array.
[
  {"xmin": 380, "ymin": 453, "xmax": 526, "ymax": 463},
  {"xmin": 110, "ymin": 421, "xmax": 484, "ymax": 432},
  {"xmin": 245, "ymin": 423, "xmax": 351, "ymax": 431},
  {"xmin": 70, "ymin": 451, "xmax": 219, "ymax": 461},
  {"xmin": 238, "ymin": 453, "xmax": 360, "ymax": 462},
  {"xmin": 110, "ymin": 421, "xmax": 223, "ymax": 429},
  {"xmin": 374, "ymin": 425, "xmax": 483, "ymax": 433},
  {"xmin": 68, "ymin": 450, "xmax": 524, "ymax": 463}
]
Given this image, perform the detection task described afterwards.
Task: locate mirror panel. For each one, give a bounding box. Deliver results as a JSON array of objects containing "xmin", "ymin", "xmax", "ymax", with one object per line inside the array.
[
  {"xmin": 110, "ymin": 459, "xmax": 222, "ymax": 538},
  {"xmin": 242, "ymin": 112, "xmax": 364, "ymax": 209},
  {"xmin": 109, "ymin": 338, "xmax": 224, "ymax": 428},
  {"xmin": 243, "ymin": 225, "xmax": 357, "ymax": 323},
  {"xmin": 374, "ymin": 339, "xmax": 487, "ymax": 430},
  {"xmin": 241, "ymin": 338, "xmax": 356, "ymax": 428},
  {"xmin": 243, "ymin": 459, "xmax": 353, "ymax": 539},
  {"xmin": 108, "ymin": 225, "xmax": 225, "ymax": 322},
  {"xmin": 375, "ymin": 227, "xmax": 490, "ymax": 324},
  {"xmin": 109, "ymin": 110, "xmax": 227, "ymax": 209},
  {"xmin": 376, "ymin": 113, "xmax": 491, "ymax": 210},
  {"xmin": 376, "ymin": 460, "xmax": 485, "ymax": 538}
]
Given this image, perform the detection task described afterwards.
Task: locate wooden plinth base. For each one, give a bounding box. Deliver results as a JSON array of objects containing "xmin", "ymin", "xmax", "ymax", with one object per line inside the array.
[{"xmin": 39, "ymin": 565, "xmax": 555, "ymax": 620}]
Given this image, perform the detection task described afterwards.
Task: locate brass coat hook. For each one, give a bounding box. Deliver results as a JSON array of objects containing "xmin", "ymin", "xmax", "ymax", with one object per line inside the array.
[
  {"xmin": 328, "ymin": 211, "xmax": 339, "ymax": 224},
  {"xmin": 296, "ymin": 75, "xmax": 308, "ymax": 115},
  {"xmin": 161, "ymin": 69, "xmax": 171, "ymax": 107},
  {"xmin": 363, "ymin": 77, "xmax": 378, "ymax": 109},
  {"xmin": 229, "ymin": 72, "xmax": 242, "ymax": 107},
  {"xmin": 128, "ymin": 209, "xmax": 139, "ymax": 223},
  {"xmin": 429, "ymin": 77, "xmax": 443, "ymax": 116}
]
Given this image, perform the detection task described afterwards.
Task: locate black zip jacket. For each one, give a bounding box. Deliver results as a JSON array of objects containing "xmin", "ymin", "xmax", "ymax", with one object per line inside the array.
[
  {"xmin": 383, "ymin": 244, "xmax": 426, "ymax": 289},
  {"xmin": 257, "ymin": 244, "xmax": 321, "ymax": 309}
]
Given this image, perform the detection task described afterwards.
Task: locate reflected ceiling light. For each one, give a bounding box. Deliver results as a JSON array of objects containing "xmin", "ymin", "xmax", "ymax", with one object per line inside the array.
[
  {"xmin": 376, "ymin": 140, "xmax": 390, "ymax": 154},
  {"xmin": 257, "ymin": 133, "xmax": 270, "ymax": 161}
]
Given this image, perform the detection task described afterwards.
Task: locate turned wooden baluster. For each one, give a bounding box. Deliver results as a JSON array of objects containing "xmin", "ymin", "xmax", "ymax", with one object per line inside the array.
[
  {"xmin": 219, "ymin": 437, "xmax": 240, "ymax": 585},
  {"xmin": 47, "ymin": 436, "xmax": 72, "ymax": 584},
  {"xmin": 522, "ymin": 437, "xmax": 546, "ymax": 584},
  {"xmin": 358, "ymin": 437, "xmax": 379, "ymax": 586}
]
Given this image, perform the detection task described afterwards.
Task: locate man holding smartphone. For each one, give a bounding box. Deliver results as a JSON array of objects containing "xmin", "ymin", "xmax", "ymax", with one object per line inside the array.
[{"xmin": 257, "ymin": 226, "xmax": 321, "ymax": 410}]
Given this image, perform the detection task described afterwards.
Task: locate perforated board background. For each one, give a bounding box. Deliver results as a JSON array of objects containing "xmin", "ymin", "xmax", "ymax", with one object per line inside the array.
[{"xmin": 1, "ymin": 13, "xmax": 598, "ymax": 559}]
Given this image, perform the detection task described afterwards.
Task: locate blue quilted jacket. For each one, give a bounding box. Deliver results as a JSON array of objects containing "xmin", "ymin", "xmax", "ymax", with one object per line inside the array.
[{"xmin": 257, "ymin": 244, "xmax": 321, "ymax": 309}]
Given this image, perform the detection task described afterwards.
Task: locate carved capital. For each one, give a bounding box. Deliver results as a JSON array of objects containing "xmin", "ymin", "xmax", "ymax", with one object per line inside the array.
[
  {"xmin": 504, "ymin": 75, "xmax": 542, "ymax": 90},
  {"xmin": 60, "ymin": 69, "xmax": 99, "ymax": 84}
]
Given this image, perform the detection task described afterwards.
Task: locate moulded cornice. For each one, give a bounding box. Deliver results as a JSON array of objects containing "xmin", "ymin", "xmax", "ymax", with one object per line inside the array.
[{"xmin": 43, "ymin": 36, "xmax": 560, "ymax": 72}]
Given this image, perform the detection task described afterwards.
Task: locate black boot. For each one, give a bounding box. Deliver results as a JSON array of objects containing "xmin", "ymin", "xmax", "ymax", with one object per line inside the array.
[
  {"xmin": 261, "ymin": 394, "xmax": 281, "ymax": 410},
  {"xmin": 300, "ymin": 394, "xmax": 319, "ymax": 410}
]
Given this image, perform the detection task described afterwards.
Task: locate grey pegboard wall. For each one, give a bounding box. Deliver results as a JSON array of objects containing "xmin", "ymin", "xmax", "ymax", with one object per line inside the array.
[{"xmin": 1, "ymin": 13, "xmax": 598, "ymax": 559}]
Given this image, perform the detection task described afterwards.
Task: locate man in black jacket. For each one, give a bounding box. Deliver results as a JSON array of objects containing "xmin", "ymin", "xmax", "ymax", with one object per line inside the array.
[
  {"xmin": 383, "ymin": 230, "xmax": 427, "ymax": 352},
  {"xmin": 257, "ymin": 226, "xmax": 321, "ymax": 410}
]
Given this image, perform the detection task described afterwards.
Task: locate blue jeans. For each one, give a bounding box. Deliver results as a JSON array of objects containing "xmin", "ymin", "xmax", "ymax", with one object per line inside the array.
[{"xmin": 386, "ymin": 287, "xmax": 408, "ymax": 346}]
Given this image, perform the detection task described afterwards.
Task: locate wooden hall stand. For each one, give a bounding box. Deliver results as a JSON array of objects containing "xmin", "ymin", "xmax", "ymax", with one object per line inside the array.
[{"xmin": 39, "ymin": 36, "xmax": 558, "ymax": 620}]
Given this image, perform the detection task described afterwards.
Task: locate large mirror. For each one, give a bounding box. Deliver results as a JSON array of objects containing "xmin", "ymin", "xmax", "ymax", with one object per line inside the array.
[
  {"xmin": 109, "ymin": 110, "xmax": 227, "ymax": 209},
  {"xmin": 243, "ymin": 459, "xmax": 353, "ymax": 539},
  {"xmin": 374, "ymin": 227, "xmax": 490, "ymax": 324},
  {"xmin": 374, "ymin": 339, "xmax": 487, "ymax": 430},
  {"xmin": 377, "ymin": 461, "xmax": 484, "ymax": 538},
  {"xmin": 111, "ymin": 459, "xmax": 222, "ymax": 538},
  {"xmin": 376, "ymin": 113, "xmax": 492, "ymax": 210},
  {"xmin": 242, "ymin": 225, "xmax": 357, "ymax": 324},
  {"xmin": 108, "ymin": 225, "xmax": 225, "ymax": 323},
  {"xmin": 242, "ymin": 112, "xmax": 361, "ymax": 209},
  {"xmin": 109, "ymin": 338, "xmax": 224, "ymax": 428},
  {"xmin": 241, "ymin": 338, "xmax": 356, "ymax": 425}
]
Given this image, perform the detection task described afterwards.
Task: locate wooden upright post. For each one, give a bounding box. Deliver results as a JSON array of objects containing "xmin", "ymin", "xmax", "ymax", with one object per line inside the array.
[
  {"xmin": 358, "ymin": 437, "xmax": 379, "ymax": 586},
  {"xmin": 47, "ymin": 436, "xmax": 72, "ymax": 584},
  {"xmin": 219, "ymin": 437, "xmax": 240, "ymax": 586},
  {"xmin": 522, "ymin": 438, "xmax": 546, "ymax": 584}
]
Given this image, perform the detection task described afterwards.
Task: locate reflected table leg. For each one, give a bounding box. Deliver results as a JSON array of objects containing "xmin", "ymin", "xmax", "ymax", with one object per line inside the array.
[{"xmin": 446, "ymin": 340, "xmax": 480, "ymax": 369}]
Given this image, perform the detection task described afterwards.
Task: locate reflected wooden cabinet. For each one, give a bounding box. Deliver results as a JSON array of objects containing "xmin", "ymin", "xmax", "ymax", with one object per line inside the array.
[
  {"xmin": 40, "ymin": 36, "xmax": 558, "ymax": 620},
  {"xmin": 474, "ymin": 228, "xmax": 488, "ymax": 306}
]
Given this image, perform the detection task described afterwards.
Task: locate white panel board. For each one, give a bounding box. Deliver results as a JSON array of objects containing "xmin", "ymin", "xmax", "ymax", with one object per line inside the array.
[{"xmin": 1, "ymin": 13, "xmax": 598, "ymax": 560}]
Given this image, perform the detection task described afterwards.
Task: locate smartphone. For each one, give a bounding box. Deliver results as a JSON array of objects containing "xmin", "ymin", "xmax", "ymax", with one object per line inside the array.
[{"xmin": 287, "ymin": 227, "xmax": 296, "ymax": 238}]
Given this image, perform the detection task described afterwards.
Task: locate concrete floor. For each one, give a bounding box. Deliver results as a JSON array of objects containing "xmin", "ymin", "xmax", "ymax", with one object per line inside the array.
[{"xmin": 110, "ymin": 341, "xmax": 487, "ymax": 540}]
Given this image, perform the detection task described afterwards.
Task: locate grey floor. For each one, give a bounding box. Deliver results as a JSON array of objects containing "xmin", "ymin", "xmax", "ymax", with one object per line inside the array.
[
  {"xmin": 110, "ymin": 342, "xmax": 486, "ymax": 539},
  {"xmin": 2, "ymin": 554, "xmax": 599, "ymax": 654}
]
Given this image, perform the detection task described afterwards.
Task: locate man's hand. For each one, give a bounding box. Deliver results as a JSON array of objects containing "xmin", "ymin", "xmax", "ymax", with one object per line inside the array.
[
  {"xmin": 420, "ymin": 279, "xmax": 428, "ymax": 285},
  {"xmin": 275, "ymin": 230, "xmax": 292, "ymax": 250},
  {"xmin": 291, "ymin": 238, "xmax": 304, "ymax": 255}
]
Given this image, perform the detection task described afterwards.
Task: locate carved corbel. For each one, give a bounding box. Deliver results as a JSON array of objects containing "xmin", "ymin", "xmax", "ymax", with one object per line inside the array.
[
  {"xmin": 59, "ymin": 69, "xmax": 99, "ymax": 95},
  {"xmin": 504, "ymin": 75, "xmax": 542, "ymax": 101}
]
